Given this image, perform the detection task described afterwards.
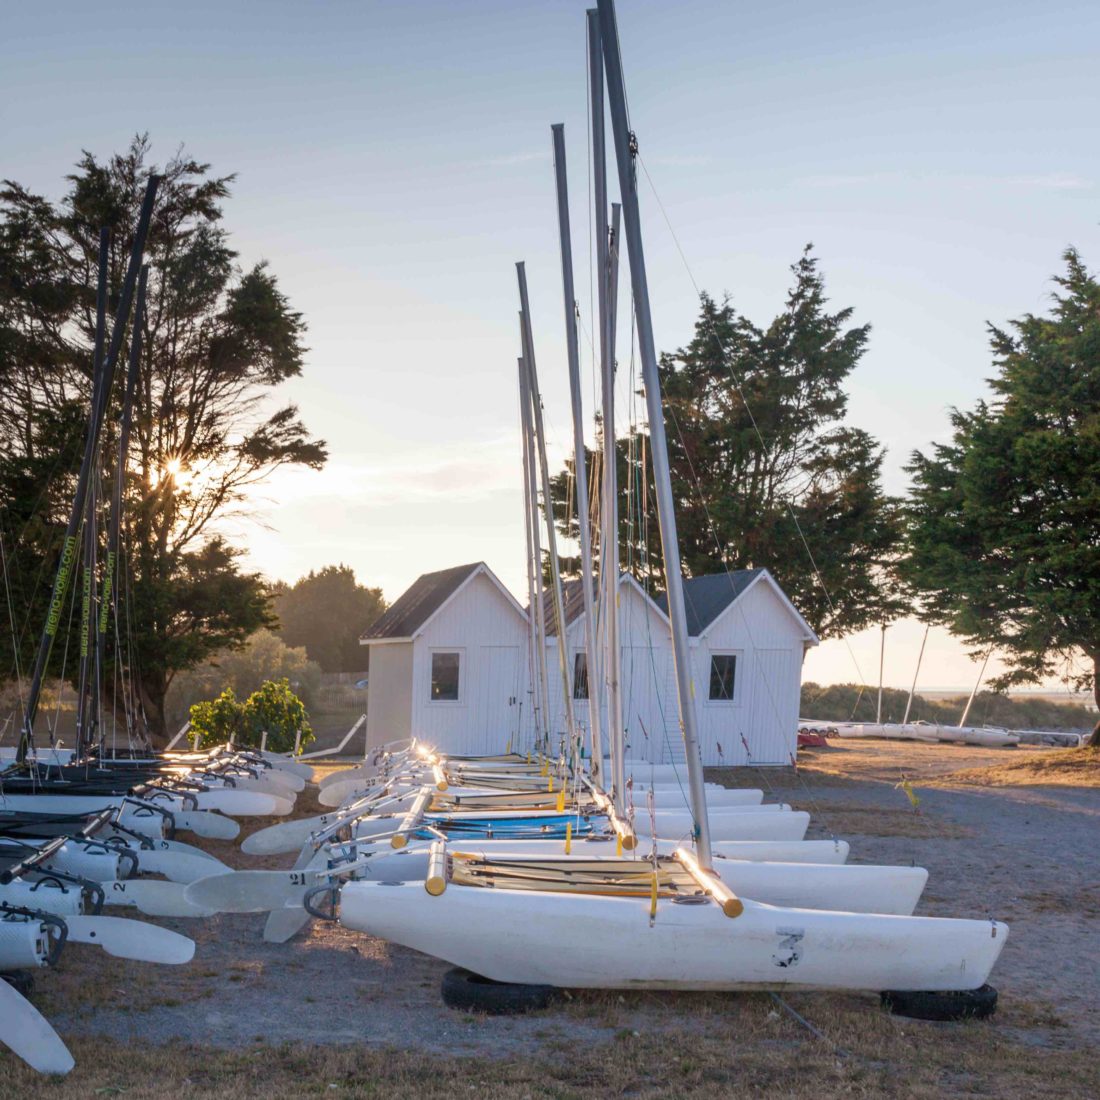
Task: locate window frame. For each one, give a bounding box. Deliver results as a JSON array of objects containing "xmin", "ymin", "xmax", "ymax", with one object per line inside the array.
[
  {"xmin": 572, "ymin": 650, "xmax": 590, "ymax": 701},
  {"xmin": 706, "ymin": 650, "xmax": 741, "ymax": 705},
  {"xmin": 427, "ymin": 648, "xmax": 464, "ymax": 704}
]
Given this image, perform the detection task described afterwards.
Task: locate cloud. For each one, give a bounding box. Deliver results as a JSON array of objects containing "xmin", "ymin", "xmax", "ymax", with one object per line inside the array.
[
  {"xmin": 244, "ymin": 433, "xmax": 526, "ymax": 512},
  {"xmin": 800, "ymin": 170, "xmax": 1092, "ymax": 191}
]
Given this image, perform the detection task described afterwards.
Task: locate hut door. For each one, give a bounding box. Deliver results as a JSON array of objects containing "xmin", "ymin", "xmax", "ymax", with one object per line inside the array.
[{"xmin": 478, "ymin": 646, "xmax": 521, "ymax": 755}]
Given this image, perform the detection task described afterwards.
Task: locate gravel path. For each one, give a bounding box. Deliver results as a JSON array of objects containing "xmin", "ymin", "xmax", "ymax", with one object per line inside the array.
[{"xmin": 34, "ymin": 743, "xmax": 1098, "ymax": 1055}]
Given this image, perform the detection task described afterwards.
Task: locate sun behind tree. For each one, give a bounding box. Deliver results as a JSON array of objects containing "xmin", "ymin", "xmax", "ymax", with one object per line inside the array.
[{"xmin": 0, "ymin": 135, "xmax": 327, "ymax": 742}]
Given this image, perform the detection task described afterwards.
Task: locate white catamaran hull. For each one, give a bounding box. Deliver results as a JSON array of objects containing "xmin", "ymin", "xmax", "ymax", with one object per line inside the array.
[
  {"xmin": 0, "ymin": 789, "xmax": 291, "ymax": 818},
  {"xmin": 830, "ymin": 722, "xmax": 1021, "ymax": 748},
  {"xmin": 0, "ymin": 978, "xmax": 74, "ymax": 1075},
  {"xmin": 340, "ymin": 881, "xmax": 1007, "ymax": 992}
]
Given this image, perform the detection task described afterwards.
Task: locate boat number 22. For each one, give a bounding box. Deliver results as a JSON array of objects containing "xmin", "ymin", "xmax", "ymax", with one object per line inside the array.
[{"xmin": 772, "ymin": 927, "xmax": 804, "ymax": 969}]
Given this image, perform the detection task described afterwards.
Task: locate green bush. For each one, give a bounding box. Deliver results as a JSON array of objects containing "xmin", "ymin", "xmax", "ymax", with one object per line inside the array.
[
  {"xmin": 188, "ymin": 678, "xmax": 313, "ymax": 752},
  {"xmin": 189, "ymin": 688, "xmax": 246, "ymax": 748},
  {"xmin": 243, "ymin": 677, "xmax": 313, "ymax": 753}
]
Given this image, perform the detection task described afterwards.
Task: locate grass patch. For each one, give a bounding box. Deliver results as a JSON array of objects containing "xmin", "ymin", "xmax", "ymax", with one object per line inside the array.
[
  {"xmin": 5, "ymin": 991, "xmax": 1097, "ymax": 1099},
  {"xmin": 934, "ymin": 747, "xmax": 1100, "ymax": 789}
]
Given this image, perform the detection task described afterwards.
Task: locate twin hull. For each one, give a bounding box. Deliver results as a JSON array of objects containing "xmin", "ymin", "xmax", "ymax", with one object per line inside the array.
[{"xmin": 340, "ymin": 880, "xmax": 1006, "ymax": 992}]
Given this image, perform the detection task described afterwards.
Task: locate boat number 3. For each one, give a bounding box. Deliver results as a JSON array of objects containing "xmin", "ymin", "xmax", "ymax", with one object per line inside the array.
[{"xmin": 772, "ymin": 926, "xmax": 804, "ymax": 969}]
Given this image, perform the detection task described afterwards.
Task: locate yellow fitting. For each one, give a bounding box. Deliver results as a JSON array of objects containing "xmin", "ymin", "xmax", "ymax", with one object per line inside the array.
[
  {"xmin": 649, "ymin": 872, "xmax": 658, "ymax": 917},
  {"xmin": 391, "ymin": 833, "xmax": 408, "ymax": 850},
  {"xmin": 556, "ymin": 789, "xmax": 565, "ymax": 812},
  {"xmin": 616, "ymin": 833, "xmax": 623, "ymax": 857},
  {"xmin": 565, "ymin": 822, "xmax": 572, "ymax": 854},
  {"xmin": 424, "ymin": 841, "xmax": 448, "ymax": 896},
  {"xmin": 547, "ymin": 777, "xmax": 553, "ymax": 793}
]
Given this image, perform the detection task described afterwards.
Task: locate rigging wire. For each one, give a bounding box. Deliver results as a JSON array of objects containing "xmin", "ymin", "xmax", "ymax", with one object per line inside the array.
[{"xmin": 634, "ymin": 151, "xmax": 870, "ymax": 688}]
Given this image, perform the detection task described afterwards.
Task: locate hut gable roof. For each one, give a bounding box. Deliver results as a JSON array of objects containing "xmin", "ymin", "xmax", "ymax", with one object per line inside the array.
[
  {"xmin": 361, "ymin": 562, "xmax": 523, "ymax": 643},
  {"xmin": 654, "ymin": 569, "xmax": 818, "ymax": 643}
]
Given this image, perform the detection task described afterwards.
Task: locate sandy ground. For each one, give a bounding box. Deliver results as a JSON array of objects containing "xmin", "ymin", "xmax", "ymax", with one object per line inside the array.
[{"xmin": 28, "ymin": 741, "xmax": 1099, "ymax": 1059}]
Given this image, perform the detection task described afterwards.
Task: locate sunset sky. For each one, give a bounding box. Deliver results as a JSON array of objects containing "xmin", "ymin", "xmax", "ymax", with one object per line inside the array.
[{"xmin": 4, "ymin": 0, "xmax": 1098, "ymax": 691}]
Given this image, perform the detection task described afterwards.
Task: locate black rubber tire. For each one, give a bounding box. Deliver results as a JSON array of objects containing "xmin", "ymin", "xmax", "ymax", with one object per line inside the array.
[
  {"xmin": 440, "ymin": 966, "xmax": 558, "ymax": 1015},
  {"xmin": 881, "ymin": 984, "xmax": 998, "ymax": 1022},
  {"xmin": 1, "ymin": 971, "xmax": 35, "ymax": 998}
]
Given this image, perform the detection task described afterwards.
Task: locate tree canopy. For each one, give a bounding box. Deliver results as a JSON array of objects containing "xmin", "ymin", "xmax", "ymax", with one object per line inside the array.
[
  {"xmin": 903, "ymin": 248, "xmax": 1100, "ymax": 734},
  {"xmin": 271, "ymin": 564, "xmax": 385, "ymax": 673},
  {"xmin": 0, "ymin": 136, "xmax": 326, "ymax": 739},
  {"xmin": 550, "ymin": 248, "xmax": 905, "ymax": 637},
  {"xmin": 165, "ymin": 627, "xmax": 321, "ymax": 731}
]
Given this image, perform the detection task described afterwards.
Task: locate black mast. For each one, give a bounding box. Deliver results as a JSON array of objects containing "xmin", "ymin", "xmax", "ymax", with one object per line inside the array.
[
  {"xmin": 18, "ymin": 175, "xmax": 161, "ymax": 762},
  {"xmin": 96, "ymin": 265, "xmax": 149, "ymax": 754}
]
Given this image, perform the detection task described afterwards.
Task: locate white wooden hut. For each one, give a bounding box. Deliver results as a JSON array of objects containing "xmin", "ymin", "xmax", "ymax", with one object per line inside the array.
[
  {"xmin": 359, "ymin": 562, "xmax": 531, "ymax": 756},
  {"xmin": 542, "ymin": 569, "xmax": 818, "ymax": 766},
  {"xmin": 361, "ymin": 563, "xmax": 817, "ymax": 765}
]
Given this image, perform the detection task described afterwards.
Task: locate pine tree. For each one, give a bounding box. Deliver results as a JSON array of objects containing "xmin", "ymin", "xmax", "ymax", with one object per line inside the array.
[
  {"xmin": 549, "ymin": 248, "xmax": 905, "ymax": 637},
  {"xmin": 904, "ymin": 249, "xmax": 1100, "ymax": 742},
  {"xmin": 0, "ymin": 137, "xmax": 326, "ymax": 739}
]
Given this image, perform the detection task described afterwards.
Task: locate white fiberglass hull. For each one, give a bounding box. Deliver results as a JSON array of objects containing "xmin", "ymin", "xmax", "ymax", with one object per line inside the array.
[
  {"xmin": 640, "ymin": 809, "xmax": 810, "ymax": 842},
  {"xmin": 340, "ymin": 881, "xmax": 1006, "ymax": 992},
  {"xmin": 185, "ymin": 840, "xmax": 893, "ymax": 918},
  {"xmin": 351, "ymin": 843, "xmax": 925, "ymax": 915},
  {"xmin": 832, "ymin": 723, "xmax": 1020, "ymax": 747},
  {"xmin": 0, "ymin": 789, "xmax": 291, "ymax": 818}
]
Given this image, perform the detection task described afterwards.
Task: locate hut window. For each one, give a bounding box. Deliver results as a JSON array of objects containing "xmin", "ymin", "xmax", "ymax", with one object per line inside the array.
[
  {"xmin": 573, "ymin": 653, "xmax": 589, "ymax": 700},
  {"xmin": 709, "ymin": 654, "xmax": 737, "ymax": 701},
  {"xmin": 430, "ymin": 651, "xmax": 461, "ymax": 701}
]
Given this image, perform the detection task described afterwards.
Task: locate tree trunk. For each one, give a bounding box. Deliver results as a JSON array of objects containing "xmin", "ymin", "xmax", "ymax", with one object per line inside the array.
[{"xmin": 136, "ymin": 675, "xmax": 170, "ymax": 748}]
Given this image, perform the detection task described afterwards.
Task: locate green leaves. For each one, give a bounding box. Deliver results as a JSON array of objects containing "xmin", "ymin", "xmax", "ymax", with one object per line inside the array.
[
  {"xmin": 550, "ymin": 247, "xmax": 905, "ymax": 637},
  {"xmin": 903, "ymin": 248, "xmax": 1100, "ymax": 708},
  {"xmin": 189, "ymin": 678, "xmax": 312, "ymax": 754},
  {"xmin": 0, "ymin": 136, "xmax": 327, "ymax": 739}
]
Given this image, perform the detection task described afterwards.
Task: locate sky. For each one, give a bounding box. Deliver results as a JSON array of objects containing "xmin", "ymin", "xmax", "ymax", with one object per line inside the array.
[{"xmin": 3, "ymin": 0, "xmax": 1098, "ymax": 693}]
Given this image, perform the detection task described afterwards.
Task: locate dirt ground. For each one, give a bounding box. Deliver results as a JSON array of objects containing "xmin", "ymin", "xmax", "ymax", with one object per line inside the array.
[{"xmin": 8, "ymin": 740, "xmax": 1099, "ymax": 1098}]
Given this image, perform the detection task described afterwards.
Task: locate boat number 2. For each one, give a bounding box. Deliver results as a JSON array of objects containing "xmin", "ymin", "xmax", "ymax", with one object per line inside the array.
[{"xmin": 772, "ymin": 927, "xmax": 804, "ymax": 969}]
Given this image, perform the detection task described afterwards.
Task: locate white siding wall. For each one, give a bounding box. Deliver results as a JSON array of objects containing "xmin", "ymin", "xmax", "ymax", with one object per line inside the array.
[
  {"xmin": 693, "ymin": 578, "xmax": 804, "ymax": 765},
  {"xmin": 364, "ymin": 642, "xmax": 413, "ymax": 752},
  {"xmin": 367, "ymin": 568, "xmax": 806, "ymax": 767},
  {"xmin": 410, "ymin": 572, "xmax": 532, "ymax": 756},
  {"xmin": 544, "ymin": 575, "xmax": 804, "ymax": 766}
]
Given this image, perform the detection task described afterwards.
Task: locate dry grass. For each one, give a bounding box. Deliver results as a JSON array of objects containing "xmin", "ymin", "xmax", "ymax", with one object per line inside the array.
[
  {"xmin": 932, "ymin": 747, "xmax": 1100, "ymax": 789},
  {"xmin": 5, "ymin": 991, "xmax": 1096, "ymax": 1099},
  {"xmin": 795, "ymin": 801, "xmax": 972, "ymax": 840}
]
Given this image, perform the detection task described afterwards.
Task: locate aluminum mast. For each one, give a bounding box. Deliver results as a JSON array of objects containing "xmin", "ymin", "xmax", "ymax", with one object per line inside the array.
[
  {"xmin": 597, "ymin": 0, "xmax": 713, "ymax": 864},
  {"xmin": 517, "ymin": 265, "xmax": 578, "ymax": 758},
  {"xmin": 550, "ymin": 124, "xmax": 603, "ymax": 780}
]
